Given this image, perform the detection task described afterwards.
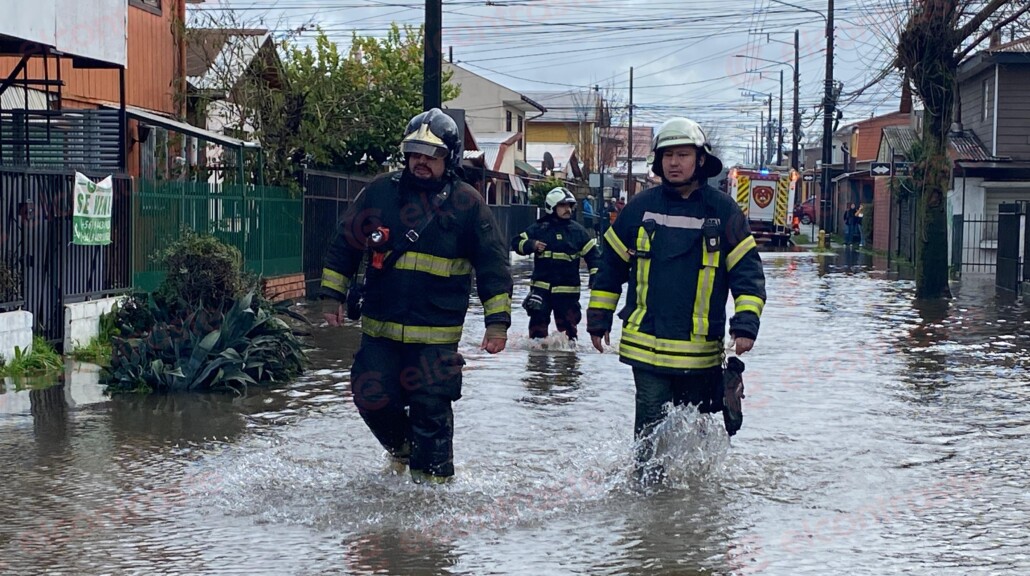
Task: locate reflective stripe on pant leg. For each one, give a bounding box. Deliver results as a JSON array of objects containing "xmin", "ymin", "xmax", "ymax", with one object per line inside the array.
[{"xmin": 349, "ymin": 335, "xmax": 411, "ymax": 455}]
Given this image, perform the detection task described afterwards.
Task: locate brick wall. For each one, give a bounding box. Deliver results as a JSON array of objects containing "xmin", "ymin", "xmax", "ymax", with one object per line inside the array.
[
  {"xmin": 872, "ymin": 178, "xmax": 892, "ymax": 251},
  {"xmin": 262, "ymin": 274, "xmax": 306, "ymax": 302}
]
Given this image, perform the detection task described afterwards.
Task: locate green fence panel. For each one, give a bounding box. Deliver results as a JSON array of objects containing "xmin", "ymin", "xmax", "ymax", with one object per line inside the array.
[{"xmin": 133, "ymin": 181, "xmax": 303, "ymax": 291}]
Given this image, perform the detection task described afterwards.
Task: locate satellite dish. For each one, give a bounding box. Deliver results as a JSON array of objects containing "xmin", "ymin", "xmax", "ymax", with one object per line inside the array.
[{"xmin": 542, "ymin": 151, "xmax": 555, "ymax": 174}]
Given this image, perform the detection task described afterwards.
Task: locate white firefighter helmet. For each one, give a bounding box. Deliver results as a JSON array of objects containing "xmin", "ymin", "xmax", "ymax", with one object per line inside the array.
[
  {"xmin": 544, "ymin": 187, "xmax": 577, "ymax": 214},
  {"xmin": 648, "ymin": 117, "xmax": 723, "ymax": 179}
]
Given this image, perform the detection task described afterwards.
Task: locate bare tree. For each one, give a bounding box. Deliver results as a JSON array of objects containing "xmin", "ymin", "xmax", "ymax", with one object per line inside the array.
[{"xmin": 893, "ymin": 0, "xmax": 1029, "ymax": 298}]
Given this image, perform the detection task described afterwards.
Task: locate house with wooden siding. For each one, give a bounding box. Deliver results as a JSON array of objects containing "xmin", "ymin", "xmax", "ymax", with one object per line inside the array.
[
  {"xmin": 442, "ymin": 62, "xmax": 544, "ymax": 204},
  {"xmin": 523, "ymin": 90, "xmax": 606, "ymax": 176}
]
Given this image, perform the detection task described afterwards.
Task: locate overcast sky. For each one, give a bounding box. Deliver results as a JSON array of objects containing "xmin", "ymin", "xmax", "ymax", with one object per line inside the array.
[{"xmin": 192, "ymin": 0, "xmax": 910, "ymax": 165}]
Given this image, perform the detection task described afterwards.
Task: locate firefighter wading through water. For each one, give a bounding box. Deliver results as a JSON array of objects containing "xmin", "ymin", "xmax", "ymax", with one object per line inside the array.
[
  {"xmin": 511, "ymin": 187, "xmax": 601, "ymax": 344},
  {"xmin": 586, "ymin": 117, "xmax": 767, "ymax": 487},
  {"xmin": 321, "ymin": 108, "xmax": 513, "ymax": 485}
]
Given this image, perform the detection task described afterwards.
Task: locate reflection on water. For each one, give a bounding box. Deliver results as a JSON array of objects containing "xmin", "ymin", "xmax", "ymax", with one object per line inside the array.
[{"xmin": 1, "ymin": 254, "xmax": 1029, "ymax": 574}]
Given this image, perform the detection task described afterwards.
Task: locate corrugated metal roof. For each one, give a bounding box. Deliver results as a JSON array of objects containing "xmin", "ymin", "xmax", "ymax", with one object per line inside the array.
[
  {"xmin": 882, "ymin": 125, "xmax": 918, "ymax": 155},
  {"xmin": 950, "ymin": 130, "xmax": 998, "ymax": 162},
  {"xmin": 989, "ymin": 37, "xmax": 1030, "ymax": 54},
  {"xmin": 0, "ymin": 88, "xmax": 51, "ymax": 111}
]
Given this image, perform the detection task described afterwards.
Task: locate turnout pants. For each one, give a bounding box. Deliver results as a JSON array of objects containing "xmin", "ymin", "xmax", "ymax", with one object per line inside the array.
[
  {"xmin": 528, "ymin": 292, "xmax": 583, "ymax": 339},
  {"xmin": 632, "ymin": 366, "xmax": 724, "ymax": 465},
  {"xmin": 349, "ymin": 335, "xmax": 465, "ymax": 477}
]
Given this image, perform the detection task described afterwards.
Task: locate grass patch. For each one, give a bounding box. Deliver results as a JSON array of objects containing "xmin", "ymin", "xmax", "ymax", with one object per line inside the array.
[
  {"xmin": 71, "ymin": 336, "xmax": 113, "ymax": 366},
  {"xmin": 0, "ymin": 336, "xmax": 64, "ymax": 377}
]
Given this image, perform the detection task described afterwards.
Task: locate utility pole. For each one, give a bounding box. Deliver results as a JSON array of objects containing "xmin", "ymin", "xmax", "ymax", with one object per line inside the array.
[
  {"xmin": 759, "ymin": 111, "xmax": 765, "ymax": 169},
  {"xmin": 627, "ymin": 66, "xmax": 634, "ymax": 197},
  {"xmin": 821, "ymin": 0, "xmax": 835, "ymax": 230},
  {"xmin": 777, "ymin": 68, "xmax": 784, "ymax": 166},
  {"xmin": 792, "ymin": 28, "xmax": 800, "ymax": 170},
  {"xmin": 766, "ymin": 94, "xmax": 773, "ymax": 166},
  {"xmin": 754, "ymin": 126, "xmax": 759, "ymax": 167},
  {"xmin": 423, "ymin": 0, "xmax": 442, "ymax": 110}
]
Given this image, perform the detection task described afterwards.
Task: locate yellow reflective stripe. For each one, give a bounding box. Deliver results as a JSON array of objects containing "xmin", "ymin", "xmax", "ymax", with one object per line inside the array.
[
  {"xmin": 578, "ymin": 239, "xmax": 597, "ymax": 257},
  {"xmin": 734, "ymin": 294, "xmax": 765, "ymax": 317},
  {"xmin": 621, "ymin": 328, "xmax": 724, "ymax": 355},
  {"xmin": 321, "ymin": 268, "xmax": 350, "ymax": 293},
  {"xmin": 692, "ymin": 250, "xmax": 719, "ymax": 336},
  {"xmin": 531, "ymin": 280, "xmax": 551, "ymax": 290},
  {"xmin": 727, "ymin": 235, "xmax": 757, "ymax": 271},
  {"xmin": 604, "ymin": 227, "xmax": 631, "ymax": 262},
  {"xmin": 394, "ymin": 251, "xmax": 472, "ymax": 278},
  {"xmin": 361, "ymin": 317, "xmax": 463, "ymax": 344},
  {"xmin": 589, "ymin": 290, "xmax": 619, "ymax": 311},
  {"xmin": 540, "ymin": 251, "xmax": 574, "ymax": 261},
  {"xmin": 483, "ymin": 293, "xmax": 511, "ymax": 316},
  {"xmin": 518, "ymin": 232, "xmax": 531, "ymax": 253},
  {"xmin": 589, "ymin": 267, "xmax": 599, "ymax": 275},
  {"xmin": 618, "ymin": 329, "xmax": 723, "ymax": 370},
  {"xmin": 551, "ymin": 286, "xmax": 580, "ymax": 294},
  {"xmin": 627, "ymin": 226, "xmax": 652, "ymax": 330}
]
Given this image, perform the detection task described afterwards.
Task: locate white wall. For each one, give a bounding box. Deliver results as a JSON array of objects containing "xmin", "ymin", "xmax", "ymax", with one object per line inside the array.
[
  {"xmin": 64, "ymin": 296, "xmax": 123, "ymax": 353},
  {"xmin": 0, "ymin": 311, "xmax": 33, "ymax": 365},
  {"xmin": 0, "ymin": 1, "xmax": 127, "ymax": 66},
  {"xmin": 953, "ymin": 177, "xmax": 986, "ymax": 215}
]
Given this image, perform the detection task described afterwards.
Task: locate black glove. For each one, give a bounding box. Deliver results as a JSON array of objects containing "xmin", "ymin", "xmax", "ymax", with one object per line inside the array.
[
  {"xmin": 722, "ymin": 356, "xmax": 746, "ymax": 436},
  {"xmin": 586, "ymin": 308, "xmax": 613, "ymax": 337}
]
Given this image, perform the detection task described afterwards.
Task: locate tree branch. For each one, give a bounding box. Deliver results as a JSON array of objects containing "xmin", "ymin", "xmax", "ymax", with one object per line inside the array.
[
  {"xmin": 957, "ymin": 3, "xmax": 1030, "ymax": 61},
  {"xmin": 957, "ymin": 0, "xmax": 1015, "ymax": 42}
]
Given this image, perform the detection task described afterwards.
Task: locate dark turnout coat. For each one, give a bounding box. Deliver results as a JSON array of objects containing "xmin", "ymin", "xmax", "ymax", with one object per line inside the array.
[
  {"xmin": 321, "ymin": 171, "xmax": 513, "ymax": 344},
  {"xmin": 511, "ymin": 215, "xmax": 601, "ymax": 294},
  {"xmin": 587, "ymin": 183, "xmax": 766, "ymax": 373}
]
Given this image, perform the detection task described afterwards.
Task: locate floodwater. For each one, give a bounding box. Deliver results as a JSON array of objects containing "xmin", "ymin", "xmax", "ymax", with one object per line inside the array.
[{"xmin": 2, "ymin": 249, "xmax": 1029, "ymax": 575}]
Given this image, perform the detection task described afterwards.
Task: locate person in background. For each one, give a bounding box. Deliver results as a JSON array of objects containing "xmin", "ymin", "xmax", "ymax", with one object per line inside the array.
[
  {"xmin": 320, "ymin": 108, "xmax": 513, "ymax": 485},
  {"xmin": 512, "ymin": 187, "xmax": 601, "ymax": 345},
  {"xmin": 854, "ymin": 203, "xmax": 865, "ymax": 247},
  {"xmin": 844, "ymin": 203, "xmax": 858, "ymax": 247}
]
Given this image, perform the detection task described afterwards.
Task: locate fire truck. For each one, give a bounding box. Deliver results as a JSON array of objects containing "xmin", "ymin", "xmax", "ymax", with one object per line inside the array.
[{"xmin": 726, "ymin": 166, "xmax": 799, "ymax": 245}]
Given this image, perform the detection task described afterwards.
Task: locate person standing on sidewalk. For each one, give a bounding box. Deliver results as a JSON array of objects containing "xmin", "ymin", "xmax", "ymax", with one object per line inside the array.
[
  {"xmin": 586, "ymin": 117, "xmax": 767, "ymax": 486},
  {"xmin": 512, "ymin": 187, "xmax": 601, "ymax": 345},
  {"xmin": 320, "ymin": 108, "xmax": 513, "ymax": 484}
]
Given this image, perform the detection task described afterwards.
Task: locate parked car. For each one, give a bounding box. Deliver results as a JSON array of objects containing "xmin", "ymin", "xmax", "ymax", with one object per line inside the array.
[{"xmin": 795, "ymin": 197, "xmax": 817, "ymax": 225}]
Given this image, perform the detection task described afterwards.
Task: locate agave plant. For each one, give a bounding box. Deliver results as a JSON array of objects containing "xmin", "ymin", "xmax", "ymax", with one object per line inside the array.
[{"xmin": 105, "ymin": 290, "xmax": 308, "ymax": 394}]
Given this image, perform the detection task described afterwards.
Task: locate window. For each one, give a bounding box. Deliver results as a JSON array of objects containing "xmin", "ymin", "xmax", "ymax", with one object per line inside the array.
[
  {"xmin": 129, "ymin": 0, "xmax": 161, "ymax": 15},
  {"xmin": 506, "ymin": 110, "xmax": 512, "ymax": 132},
  {"xmin": 517, "ymin": 115, "xmax": 523, "ymax": 151},
  {"xmin": 982, "ymin": 79, "xmax": 990, "ymax": 122}
]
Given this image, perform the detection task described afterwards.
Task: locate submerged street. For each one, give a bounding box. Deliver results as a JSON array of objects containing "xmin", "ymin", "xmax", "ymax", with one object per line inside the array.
[{"xmin": 2, "ymin": 250, "xmax": 1030, "ymax": 575}]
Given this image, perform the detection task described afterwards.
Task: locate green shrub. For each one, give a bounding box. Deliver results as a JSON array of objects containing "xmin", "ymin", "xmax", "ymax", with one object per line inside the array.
[
  {"xmin": 155, "ymin": 229, "xmax": 252, "ymax": 311},
  {"xmin": 104, "ymin": 290, "xmax": 308, "ymax": 394}
]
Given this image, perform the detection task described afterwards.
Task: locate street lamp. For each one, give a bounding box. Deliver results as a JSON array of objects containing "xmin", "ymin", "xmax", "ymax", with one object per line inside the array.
[
  {"xmin": 769, "ymin": 0, "xmax": 834, "ymax": 232},
  {"xmin": 739, "ymin": 87, "xmax": 774, "ymax": 169}
]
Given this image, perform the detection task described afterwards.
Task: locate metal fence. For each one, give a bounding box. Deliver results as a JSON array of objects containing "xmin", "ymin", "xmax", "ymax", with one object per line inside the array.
[
  {"xmin": 302, "ymin": 170, "xmax": 371, "ymax": 296},
  {"xmin": 133, "ymin": 181, "xmax": 303, "ymax": 292},
  {"xmin": 0, "ymin": 109, "xmax": 122, "ymax": 172},
  {"xmin": 953, "ymin": 213, "xmax": 999, "ymax": 274},
  {"xmin": 0, "ymin": 167, "xmax": 132, "ymax": 343}
]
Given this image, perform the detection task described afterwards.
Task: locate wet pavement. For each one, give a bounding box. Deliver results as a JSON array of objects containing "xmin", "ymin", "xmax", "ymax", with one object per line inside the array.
[{"xmin": 2, "ymin": 249, "xmax": 1029, "ymax": 575}]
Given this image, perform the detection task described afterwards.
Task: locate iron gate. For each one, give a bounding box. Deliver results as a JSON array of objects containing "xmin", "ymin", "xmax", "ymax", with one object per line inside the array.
[{"xmin": 0, "ymin": 167, "xmax": 132, "ymax": 344}]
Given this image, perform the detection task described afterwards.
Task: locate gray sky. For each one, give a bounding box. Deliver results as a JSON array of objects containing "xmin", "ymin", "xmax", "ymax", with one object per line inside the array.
[{"xmin": 192, "ymin": 0, "xmax": 910, "ymax": 165}]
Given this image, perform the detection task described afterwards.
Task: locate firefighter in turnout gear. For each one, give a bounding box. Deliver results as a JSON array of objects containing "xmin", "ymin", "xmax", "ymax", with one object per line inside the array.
[
  {"xmin": 586, "ymin": 117, "xmax": 766, "ymax": 486},
  {"xmin": 321, "ymin": 108, "xmax": 513, "ymax": 484},
  {"xmin": 512, "ymin": 187, "xmax": 601, "ymax": 343}
]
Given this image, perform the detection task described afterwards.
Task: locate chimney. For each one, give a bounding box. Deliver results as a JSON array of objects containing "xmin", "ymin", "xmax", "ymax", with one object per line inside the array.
[
  {"xmin": 989, "ymin": 30, "xmax": 1001, "ymax": 48},
  {"xmin": 900, "ymin": 80, "xmax": 912, "ymax": 114}
]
